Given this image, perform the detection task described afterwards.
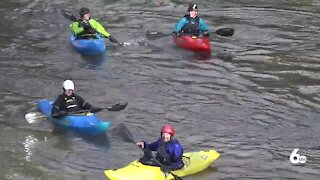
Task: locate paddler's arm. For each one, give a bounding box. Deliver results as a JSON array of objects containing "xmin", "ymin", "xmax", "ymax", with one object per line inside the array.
[
  {"xmin": 144, "ymin": 138, "xmax": 161, "ymax": 151},
  {"xmin": 89, "ymin": 19, "xmax": 119, "ymax": 43},
  {"xmin": 70, "ymin": 22, "xmax": 84, "ymax": 36},
  {"xmin": 199, "ymin": 18, "xmax": 209, "ymax": 36},
  {"xmin": 74, "ymin": 94, "xmax": 102, "ymax": 113},
  {"xmin": 173, "ymin": 17, "xmax": 188, "ymax": 35},
  {"xmin": 170, "ymin": 143, "xmax": 184, "ymax": 169},
  {"xmin": 74, "ymin": 94, "xmax": 92, "ymax": 110},
  {"xmin": 136, "ymin": 139, "xmax": 160, "ymax": 150},
  {"xmin": 51, "ymin": 96, "xmax": 67, "ymax": 118}
]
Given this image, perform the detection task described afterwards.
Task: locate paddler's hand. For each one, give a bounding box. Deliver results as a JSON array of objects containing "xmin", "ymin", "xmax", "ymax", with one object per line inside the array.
[
  {"xmin": 203, "ymin": 30, "xmax": 210, "ymax": 37},
  {"xmin": 172, "ymin": 32, "xmax": 178, "ymax": 38},
  {"xmin": 81, "ymin": 20, "xmax": 96, "ymax": 34},
  {"xmin": 108, "ymin": 35, "xmax": 119, "ymax": 43},
  {"xmin": 136, "ymin": 141, "xmax": 144, "ymax": 149},
  {"xmin": 81, "ymin": 20, "xmax": 90, "ymax": 28}
]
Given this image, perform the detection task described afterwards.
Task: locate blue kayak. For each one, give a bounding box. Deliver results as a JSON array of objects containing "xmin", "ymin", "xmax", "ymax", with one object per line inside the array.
[
  {"xmin": 69, "ymin": 34, "xmax": 106, "ymax": 55},
  {"xmin": 38, "ymin": 99, "xmax": 110, "ymax": 135}
]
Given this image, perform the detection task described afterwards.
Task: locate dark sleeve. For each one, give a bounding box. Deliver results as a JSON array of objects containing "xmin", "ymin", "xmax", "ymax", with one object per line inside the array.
[
  {"xmin": 75, "ymin": 94, "xmax": 92, "ymax": 110},
  {"xmin": 173, "ymin": 17, "xmax": 187, "ymax": 33},
  {"xmin": 145, "ymin": 138, "xmax": 161, "ymax": 151},
  {"xmin": 199, "ymin": 18, "xmax": 209, "ymax": 32},
  {"xmin": 51, "ymin": 95, "xmax": 64, "ymax": 116},
  {"xmin": 169, "ymin": 141, "xmax": 184, "ymax": 169}
]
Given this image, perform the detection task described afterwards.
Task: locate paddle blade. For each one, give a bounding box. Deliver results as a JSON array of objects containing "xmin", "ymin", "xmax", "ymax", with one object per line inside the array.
[
  {"xmin": 117, "ymin": 123, "xmax": 135, "ymax": 143},
  {"xmin": 61, "ymin": 9, "xmax": 77, "ymax": 22},
  {"xmin": 146, "ymin": 31, "xmax": 169, "ymax": 40},
  {"xmin": 215, "ymin": 28, "xmax": 234, "ymax": 37},
  {"xmin": 106, "ymin": 102, "xmax": 128, "ymax": 111},
  {"xmin": 25, "ymin": 112, "xmax": 47, "ymax": 123}
]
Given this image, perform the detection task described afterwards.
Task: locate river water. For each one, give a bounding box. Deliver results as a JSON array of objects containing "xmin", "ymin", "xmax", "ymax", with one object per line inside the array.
[{"xmin": 0, "ymin": 0, "xmax": 319, "ymax": 179}]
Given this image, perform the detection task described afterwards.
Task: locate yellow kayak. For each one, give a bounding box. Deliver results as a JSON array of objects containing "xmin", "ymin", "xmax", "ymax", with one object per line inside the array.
[{"xmin": 104, "ymin": 149, "xmax": 220, "ymax": 180}]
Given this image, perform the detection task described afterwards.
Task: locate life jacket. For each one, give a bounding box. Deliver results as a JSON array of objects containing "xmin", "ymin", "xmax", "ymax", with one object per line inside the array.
[
  {"xmin": 155, "ymin": 139, "xmax": 180, "ymax": 165},
  {"xmin": 181, "ymin": 15, "xmax": 200, "ymax": 35},
  {"xmin": 63, "ymin": 94, "xmax": 81, "ymax": 112}
]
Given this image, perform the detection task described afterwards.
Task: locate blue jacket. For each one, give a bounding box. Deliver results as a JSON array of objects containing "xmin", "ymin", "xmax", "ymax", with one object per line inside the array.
[
  {"xmin": 173, "ymin": 15, "xmax": 209, "ymax": 34},
  {"xmin": 144, "ymin": 138, "xmax": 184, "ymax": 170}
]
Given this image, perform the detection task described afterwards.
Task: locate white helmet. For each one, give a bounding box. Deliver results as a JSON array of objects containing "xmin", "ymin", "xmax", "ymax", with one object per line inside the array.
[{"xmin": 63, "ymin": 80, "xmax": 74, "ymax": 90}]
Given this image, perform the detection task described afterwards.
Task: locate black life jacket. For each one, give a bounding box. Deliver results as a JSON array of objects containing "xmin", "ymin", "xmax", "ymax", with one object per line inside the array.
[
  {"xmin": 63, "ymin": 94, "xmax": 81, "ymax": 112},
  {"xmin": 181, "ymin": 15, "xmax": 200, "ymax": 35},
  {"xmin": 155, "ymin": 139, "xmax": 179, "ymax": 165}
]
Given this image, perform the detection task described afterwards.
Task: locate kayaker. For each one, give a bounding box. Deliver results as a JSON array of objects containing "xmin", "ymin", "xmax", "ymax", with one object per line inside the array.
[
  {"xmin": 136, "ymin": 124, "xmax": 184, "ymax": 172},
  {"xmin": 172, "ymin": 3, "xmax": 209, "ymax": 37},
  {"xmin": 70, "ymin": 7, "xmax": 119, "ymax": 44},
  {"xmin": 51, "ymin": 80, "xmax": 103, "ymax": 118}
]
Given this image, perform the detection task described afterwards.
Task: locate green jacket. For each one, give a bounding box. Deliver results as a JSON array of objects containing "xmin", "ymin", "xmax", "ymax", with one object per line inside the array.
[{"xmin": 70, "ymin": 19, "xmax": 111, "ymax": 38}]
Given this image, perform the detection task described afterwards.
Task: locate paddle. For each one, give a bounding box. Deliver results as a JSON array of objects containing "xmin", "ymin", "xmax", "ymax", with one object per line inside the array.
[
  {"xmin": 25, "ymin": 102, "xmax": 128, "ymax": 124},
  {"xmin": 61, "ymin": 9, "xmax": 77, "ymax": 22},
  {"xmin": 146, "ymin": 27, "xmax": 235, "ymax": 40},
  {"xmin": 118, "ymin": 123, "xmax": 182, "ymax": 180},
  {"xmin": 61, "ymin": 9, "xmax": 122, "ymax": 45}
]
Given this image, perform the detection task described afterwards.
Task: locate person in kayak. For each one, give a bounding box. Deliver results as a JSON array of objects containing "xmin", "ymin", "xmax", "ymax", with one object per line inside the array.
[
  {"xmin": 51, "ymin": 80, "xmax": 102, "ymax": 118},
  {"xmin": 70, "ymin": 7, "xmax": 119, "ymax": 44},
  {"xmin": 172, "ymin": 3, "xmax": 209, "ymax": 37},
  {"xmin": 136, "ymin": 124, "xmax": 184, "ymax": 172}
]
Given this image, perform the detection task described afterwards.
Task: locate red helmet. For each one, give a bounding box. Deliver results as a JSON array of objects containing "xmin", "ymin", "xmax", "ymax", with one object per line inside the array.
[{"xmin": 161, "ymin": 124, "xmax": 175, "ymax": 137}]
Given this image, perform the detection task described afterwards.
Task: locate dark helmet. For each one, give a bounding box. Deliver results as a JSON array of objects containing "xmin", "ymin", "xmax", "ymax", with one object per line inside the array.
[
  {"xmin": 79, "ymin": 7, "xmax": 90, "ymax": 17},
  {"xmin": 161, "ymin": 124, "xmax": 175, "ymax": 137},
  {"xmin": 187, "ymin": 3, "xmax": 198, "ymax": 11}
]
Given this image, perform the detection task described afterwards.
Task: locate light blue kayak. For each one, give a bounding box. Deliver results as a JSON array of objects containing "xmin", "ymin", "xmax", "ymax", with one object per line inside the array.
[
  {"xmin": 69, "ymin": 34, "xmax": 106, "ymax": 55},
  {"xmin": 38, "ymin": 99, "xmax": 110, "ymax": 135}
]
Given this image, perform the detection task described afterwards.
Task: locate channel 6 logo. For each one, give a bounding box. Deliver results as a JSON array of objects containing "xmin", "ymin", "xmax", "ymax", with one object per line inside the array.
[{"xmin": 290, "ymin": 149, "xmax": 307, "ymax": 164}]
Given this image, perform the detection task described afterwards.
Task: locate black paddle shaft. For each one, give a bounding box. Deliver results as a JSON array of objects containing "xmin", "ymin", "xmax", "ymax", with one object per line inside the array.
[
  {"xmin": 146, "ymin": 27, "xmax": 235, "ymax": 40},
  {"xmin": 62, "ymin": 9, "xmax": 77, "ymax": 21}
]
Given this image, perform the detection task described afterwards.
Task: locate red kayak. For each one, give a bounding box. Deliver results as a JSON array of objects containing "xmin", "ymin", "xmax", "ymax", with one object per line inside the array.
[{"xmin": 173, "ymin": 35, "xmax": 211, "ymax": 52}]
